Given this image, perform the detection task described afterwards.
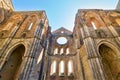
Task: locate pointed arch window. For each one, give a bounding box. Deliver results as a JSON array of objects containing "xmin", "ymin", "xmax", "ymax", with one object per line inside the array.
[
  {"xmin": 59, "ymin": 60, "xmax": 65, "ymax": 76},
  {"xmin": 41, "ymin": 27, "xmax": 46, "ymax": 37},
  {"xmin": 50, "ymin": 60, "xmax": 57, "ymax": 76},
  {"xmin": 68, "ymin": 60, "xmax": 74, "ymax": 76},
  {"xmin": 54, "ymin": 48, "xmax": 58, "ymax": 55},
  {"xmin": 28, "ymin": 22, "xmax": 33, "ymax": 30},
  {"xmin": 66, "ymin": 48, "xmax": 70, "ymax": 55},
  {"xmin": 60, "ymin": 48, "xmax": 64, "ymax": 55},
  {"xmin": 37, "ymin": 49, "xmax": 44, "ymax": 64},
  {"xmin": 91, "ymin": 21, "xmax": 97, "ymax": 30}
]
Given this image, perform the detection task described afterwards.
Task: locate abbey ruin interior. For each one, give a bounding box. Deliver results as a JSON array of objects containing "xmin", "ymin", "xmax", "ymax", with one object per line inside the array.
[{"xmin": 0, "ymin": 0, "xmax": 120, "ymax": 80}]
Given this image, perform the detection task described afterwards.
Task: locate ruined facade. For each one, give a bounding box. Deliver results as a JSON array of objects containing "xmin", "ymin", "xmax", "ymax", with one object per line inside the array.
[
  {"xmin": 0, "ymin": 0, "xmax": 120, "ymax": 80},
  {"xmin": 73, "ymin": 9, "xmax": 120, "ymax": 80},
  {"xmin": 0, "ymin": 1, "xmax": 50, "ymax": 80}
]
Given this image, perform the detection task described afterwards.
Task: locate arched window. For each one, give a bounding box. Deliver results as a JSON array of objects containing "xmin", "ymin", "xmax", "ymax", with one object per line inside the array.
[
  {"xmin": 28, "ymin": 22, "xmax": 33, "ymax": 30},
  {"xmin": 60, "ymin": 48, "xmax": 64, "ymax": 55},
  {"xmin": 68, "ymin": 60, "xmax": 73, "ymax": 76},
  {"xmin": 41, "ymin": 27, "xmax": 45, "ymax": 38},
  {"xmin": 91, "ymin": 21, "xmax": 97, "ymax": 30},
  {"xmin": 54, "ymin": 48, "xmax": 58, "ymax": 55},
  {"xmin": 66, "ymin": 48, "xmax": 70, "ymax": 55},
  {"xmin": 59, "ymin": 60, "xmax": 65, "ymax": 76},
  {"xmin": 50, "ymin": 61, "xmax": 57, "ymax": 76},
  {"xmin": 37, "ymin": 49, "xmax": 44, "ymax": 64}
]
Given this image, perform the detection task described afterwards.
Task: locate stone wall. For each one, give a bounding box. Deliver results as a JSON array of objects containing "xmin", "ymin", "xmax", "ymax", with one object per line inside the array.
[
  {"xmin": 0, "ymin": 10, "xmax": 50, "ymax": 80},
  {"xmin": 74, "ymin": 9, "xmax": 120, "ymax": 80}
]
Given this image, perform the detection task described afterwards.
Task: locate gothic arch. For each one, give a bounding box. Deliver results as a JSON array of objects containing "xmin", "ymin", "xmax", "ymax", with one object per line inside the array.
[
  {"xmin": 5, "ymin": 41, "xmax": 29, "ymax": 58},
  {"xmin": 97, "ymin": 41, "xmax": 120, "ymax": 56},
  {"xmin": 0, "ymin": 43, "xmax": 26, "ymax": 80},
  {"xmin": 98, "ymin": 42, "xmax": 120, "ymax": 80},
  {"xmin": 85, "ymin": 11, "xmax": 105, "ymax": 28},
  {"xmin": 24, "ymin": 14, "xmax": 39, "ymax": 31}
]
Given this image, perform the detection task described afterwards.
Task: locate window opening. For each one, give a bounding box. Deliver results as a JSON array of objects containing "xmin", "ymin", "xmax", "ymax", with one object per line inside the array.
[
  {"xmin": 57, "ymin": 37, "xmax": 67, "ymax": 45},
  {"xmin": 59, "ymin": 60, "xmax": 65, "ymax": 76},
  {"xmin": 60, "ymin": 48, "xmax": 64, "ymax": 55},
  {"xmin": 54, "ymin": 48, "xmax": 58, "ymax": 55},
  {"xmin": 50, "ymin": 61, "xmax": 57, "ymax": 76},
  {"xmin": 68, "ymin": 60, "xmax": 73, "ymax": 76},
  {"xmin": 28, "ymin": 22, "xmax": 33, "ymax": 30},
  {"xmin": 37, "ymin": 49, "xmax": 44, "ymax": 64},
  {"xmin": 66, "ymin": 48, "xmax": 70, "ymax": 55},
  {"xmin": 91, "ymin": 21, "xmax": 97, "ymax": 30}
]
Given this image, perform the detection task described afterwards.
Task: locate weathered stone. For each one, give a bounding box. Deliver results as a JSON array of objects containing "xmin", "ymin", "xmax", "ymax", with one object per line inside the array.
[{"xmin": 0, "ymin": 0, "xmax": 120, "ymax": 80}]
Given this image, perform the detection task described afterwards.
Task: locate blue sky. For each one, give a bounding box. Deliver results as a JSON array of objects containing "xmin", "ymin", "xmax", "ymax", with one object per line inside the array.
[{"xmin": 12, "ymin": 0, "xmax": 118, "ymax": 31}]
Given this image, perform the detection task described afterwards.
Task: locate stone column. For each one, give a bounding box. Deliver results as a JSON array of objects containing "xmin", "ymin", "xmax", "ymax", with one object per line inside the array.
[
  {"xmin": 82, "ymin": 24, "xmax": 107, "ymax": 80},
  {"xmin": 19, "ymin": 38, "xmax": 40, "ymax": 80}
]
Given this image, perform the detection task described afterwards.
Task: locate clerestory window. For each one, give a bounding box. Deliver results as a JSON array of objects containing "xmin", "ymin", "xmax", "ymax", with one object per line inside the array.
[
  {"xmin": 54, "ymin": 48, "xmax": 58, "ymax": 55},
  {"xmin": 37, "ymin": 49, "xmax": 44, "ymax": 64},
  {"xmin": 68, "ymin": 60, "xmax": 74, "ymax": 76},
  {"xmin": 60, "ymin": 48, "xmax": 64, "ymax": 55},
  {"xmin": 50, "ymin": 60, "xmax": 57, "ymax": 76},
  {"xmin": 41, "ymin": 27, "xmax": 45, "ymax": 36},
  {"xmin": 91, "ymin": 21, "xmax": 97, "ymax": 30},
  {"xmin": 66, "ymin": 48, "xmax": 70, "ymax": 55},
  {"xmin": 59, "ymin": 60, "xmax": 65, "ymax": 76},
  {"xmin": 28, "ymin": 22, "xmax": 33, "ymax": 30}
]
